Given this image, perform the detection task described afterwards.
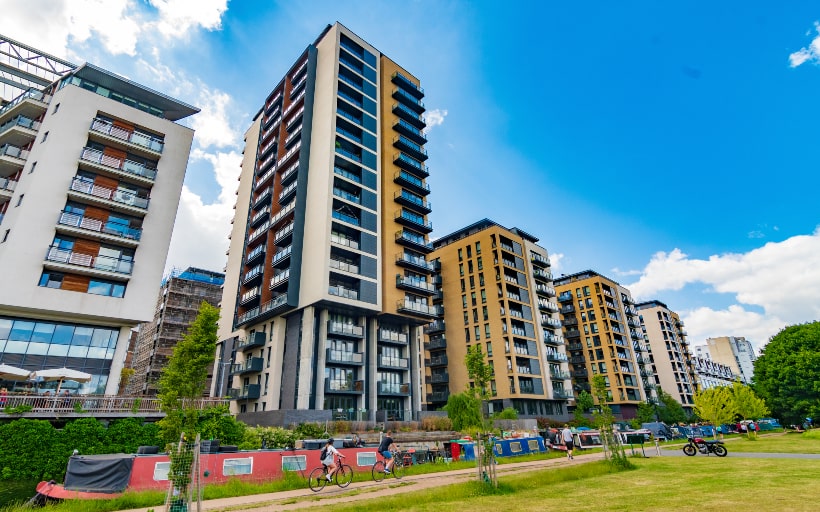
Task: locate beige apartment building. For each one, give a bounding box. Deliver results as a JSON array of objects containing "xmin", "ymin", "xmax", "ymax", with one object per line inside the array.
[
  {"xmin": 553, "ymin": 271, "xmax": 650, "ymax": 419},
  {"xmin": 0, "ymin": 35, "xmax": 197, "ymax": 394},
  {"xmin": 636, "ymin": 300, "xmax": 697, "ymax": 410},
  {"xmin": 424, "ymin": 219, "xmax": 570, "ymax": 418},
  {"xmin": 700, "ymin": 336, "xmax": 756, "ymax": 384},
  {"xmin": 215, "ymin": 23, "xmax": 434, "ymax": 424}
]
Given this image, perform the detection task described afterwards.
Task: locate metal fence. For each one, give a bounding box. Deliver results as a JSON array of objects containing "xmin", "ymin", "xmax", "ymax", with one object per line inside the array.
[{"xmin": 0, "ymin": 394, "xmax": 227, "ymax": 416}]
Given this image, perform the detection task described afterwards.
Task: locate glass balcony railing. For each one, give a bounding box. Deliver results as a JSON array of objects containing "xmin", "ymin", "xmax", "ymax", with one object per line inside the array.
[
  {"xmin": 329, "ymin": 285, "xmax": 358, "ymax": 300},
  {"xmin": 327, "ymin": 349, "xmax": 364, "ymax": 365},
  {"xmin": 333, "ymin": 166, "xmax": 361, "ymax": 184},
  {"xmin": 0, "ymin": 115, "xmax": 40, "ymax": 136},
  {"xmin": 333, "ymin": 187, "xmax": 361, "ymax": 204},
  {"xmin": 58, "ymin": 211, "xmax": 142, "ymax": 241},
  {"xmin": 332, "ymin": 210, "xmax": 360, "ymax": 226},
  {"xmin": 80, "ymin": 147, "xmax": 157, "ymax": 180},
  {"xmin": 69, "ymin": 178, "xmax": 150, "ymax": 209},
  {"xmin": 331, "ymin": 232, "xmax": 359, "ymax": 249},
  {"xmin": 45, "ymin": 246, "xmax": 133, "ymax": 274},
  {"xmin": 90, "ymin": 118, "xmax": 164, "ymax": 153},
  {"xmin": 328, "ymin": 321, "xmax": 364, "ymax": 337},
  {"xmin": 329, "ymin": 258, "xmax": 360, "ymax": 274},
  {"xmin": 379, "ymin": 356, "xmax": 409, "ymax": 369},
  {"xmin": 0, "ymin": 143, "xmax": 28, "ymax": 160},
  {"xmin": 0, "ymin": 88, "xmax": 49, "ymax": 118},
  {"xmin": 0, "ymin": 177, "xmax": 17, "ymax": 193}
]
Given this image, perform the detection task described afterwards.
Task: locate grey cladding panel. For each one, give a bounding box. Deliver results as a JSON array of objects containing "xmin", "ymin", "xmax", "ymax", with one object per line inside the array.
[
  {"xmin": 530, "ymin": 358, "xmax": 542, "ymax": 375},
  {"xmin": 514, "ymin": 257, "xmax": 525, "ymax": 271},
  {"xmin": 363, "ymin": 113, "xmax": 377, "ymax": 133},
  {"xmin": 522, "ymin": 305, "xmax": 532, "ymax": 321},
  {"xmin": 361, "ymin": 211, "xmax": 377, "ymax": 232},
  {"xmin": 512, "ymin": 241, "xmax": 523, "ymax": 256},
  {"xmin": 524, "ymin": 322, "xmax": 535, "ymax": 339},
  {"xmin": 361, "ymin": 189, "xmax": 377, "ymax": 210},
  {"xmin": 360, "ymin": 232, "xmax": 377, "ymax": 254},
  {"xmin": 362, "ymin": 169, "xmax": 377, "ymax": 191},
  {"xmin": 532, "ymin": 378, "xmax": 544, "ymax": 395},
  {"xmin": 520, "ymin": 289, "xmax": 530, "ymax": 305},
  {"xmin": 362, "ymin": 148, "xmax": 377, "ymax": 170},
  {"xmin": 360, "ymin": 280, "xmax": 377, "ymax": 304},
  {"xmin": 362, "ymin": 132, "xmax": 377, "ymax": 151},
  {"xmin": 360, "ymin": 255, "xmax": 377, "ymax": 278}
]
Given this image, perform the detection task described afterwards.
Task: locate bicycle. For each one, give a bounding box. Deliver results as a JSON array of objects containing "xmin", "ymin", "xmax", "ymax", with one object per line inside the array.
[
  {"xmin": 371, "ymin": 450, "xmax": 404, "ymax": 482},
  {"xmin": 308, "ymin": 453, "xmax": 353, "ymax": 492}
]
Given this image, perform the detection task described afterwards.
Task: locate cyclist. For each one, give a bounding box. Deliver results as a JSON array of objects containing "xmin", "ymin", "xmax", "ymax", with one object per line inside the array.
[
  {"xmin": 322, "ymin": 438, "xmax": 341, "ymax": 481},
  {"xmin": 378, "ymin": 430, "xmax": 398, "ymax": 474}
]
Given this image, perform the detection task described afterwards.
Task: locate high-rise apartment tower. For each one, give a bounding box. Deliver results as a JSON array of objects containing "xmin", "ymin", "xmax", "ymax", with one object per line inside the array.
[
  {"xmin": 0, "ymin": 35, "xmax": 197, "ymax": 394},
  {"xmin": 702, "ymin": 336, "xmax": 756, "ymax": 384},
  {"xmin": 423, "ymin": 220, "xmax": 570, "ymax": 417},
  {"xmin": 216, "ymin": 23, "xmax": 434, "ymax": 423}
]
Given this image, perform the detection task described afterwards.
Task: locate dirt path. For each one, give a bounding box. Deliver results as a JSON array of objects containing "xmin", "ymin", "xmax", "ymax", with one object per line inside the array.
[{"xmin": 119, "ymin": 453, "xmax": 605, "ymax": 512}]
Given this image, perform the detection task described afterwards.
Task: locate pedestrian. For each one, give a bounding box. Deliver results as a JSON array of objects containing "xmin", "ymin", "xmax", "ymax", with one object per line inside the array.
[
  {"xmin": 378, "ymin": 430, "xmax": 398, "ymax": 473},
  {"xmin": 321, "ymin": 438, "xmax": 341, "ymax": 482},
  {"xmin": 352, "ymin": 433, "xmax": 364, "ymax": 447},
  {"xmin": 561, "ymin": 424, "xmax": 574, "ymax": 460},
  {"xmin": 0, "ymin": 387, "xmax": 7, "ymax": 407}
]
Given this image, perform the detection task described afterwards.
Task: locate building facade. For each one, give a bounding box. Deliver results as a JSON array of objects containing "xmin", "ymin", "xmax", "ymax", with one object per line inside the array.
[
  {"xmin": 636, "ymin": 300, "xmax": 697, "ymax": 410},
  {"xmin": 553, "ymin": 271, "xmax": 650, "ymax": 419},
  {"xmin": 701, "ymin": 336, "xmax": 756, "ymax": 384},
  {"xmin": 215, "ymin": 23, "xmax": 434, "ymax": 423},
  {"xmin": 125, "ymin": 267, "xmax": 224, "ymax": 396},
  {"xmin": 423, "ymin": 219, "xmax": 570, "ymax": 418},
  {"xmin": 691, "ymin": 355, "xmax": 735, "ymax": 390},
  {"xmin": 0, "ymin": 35, "xmax": 197, "ymax": 395}
]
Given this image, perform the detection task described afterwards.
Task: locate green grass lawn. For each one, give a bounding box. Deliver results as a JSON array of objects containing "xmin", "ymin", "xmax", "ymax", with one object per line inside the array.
[
  {"xmin": 331, "ymin": 457, "xmax": 820, "ymax": 512},
  {"xmin": 717, "ymin": 431, "xmax": 820, "ymax": 454}
]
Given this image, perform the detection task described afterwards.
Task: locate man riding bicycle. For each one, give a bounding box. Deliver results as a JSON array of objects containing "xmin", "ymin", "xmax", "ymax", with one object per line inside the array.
[
  {"xmin": 378, "ymin": 430, "xmax": 398, "ymax": 474},
  {"xmin": 322, "ymin": 438, "xmax": 341, "ymax": 481}
]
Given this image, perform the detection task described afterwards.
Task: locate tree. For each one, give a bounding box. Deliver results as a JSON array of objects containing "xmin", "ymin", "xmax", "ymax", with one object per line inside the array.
[
  {"xmin": 574, "ymin": 390, "xmax": 594, "ymax": 426},
  {"xmin": 465, "ymin": 344, "xmax": 493, "ymax": 401},
  {"xmin": 731, "ymin": 382, "xmax": 769, "ymax": 438},
  {"xmin": 157, "ymin": 302, "xmax": 220, "ymax": 444},
  {"xmin": 632, "ymin": 402, "xmax": 656, "ymax": 429},
  {"xmin": 443, "ymin": 392, "xmax": 482, "ymax": 431},
  {"xmin": 694, "ymin": 386, "xmax": 736, "ymax": 437},
  {"xmin": 656, "ymin": 390, "xmax": 687, "ymax": 425},
  {"xmin": 753, "ymin": 322, "xmax": 820, "ymax": 425},
  {"xmin": 591, "ymin": 375, "xmax": 633, "ymax": 469}
]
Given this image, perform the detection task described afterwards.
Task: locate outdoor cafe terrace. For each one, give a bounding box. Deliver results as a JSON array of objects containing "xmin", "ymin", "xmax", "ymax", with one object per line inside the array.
[{"xmin": 0, "ymin": 393, "xmax": 228, "ymax": 420}]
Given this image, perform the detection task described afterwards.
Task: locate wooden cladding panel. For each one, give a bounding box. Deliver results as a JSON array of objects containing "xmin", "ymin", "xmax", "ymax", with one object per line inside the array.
[
  {"xmin": 62, "ymin": 274, "xmax": 90, "ymax": 292},
  {"xmin": 102, "ymin": 147, "xmax": 128, "ymax": 160},
  {"xmin": 73, "ymin": 238, "xmax": 100, "ymax": 256},
  {"xmin": 84, "ymin": 205, "xmax": 109, "ymax": 221},
  {"xmin": 94, "ymin": 175, "xmax": 119, "ymax": 190}
]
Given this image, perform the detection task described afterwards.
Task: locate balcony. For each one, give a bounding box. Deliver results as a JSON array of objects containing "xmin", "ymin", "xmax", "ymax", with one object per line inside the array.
[
  {"xmin": 271, "ymin": 245, "xmax": 292, "ymax": 266},
  {"xmin": 552, "ymin": 389, "xmax": 573, "ymax": 400},
  {"xmin": 279, "ymin": 181, "xmax": 298, "ymax": 204},
  {"xmin": 429, "ymin": 355, "xmax": 448, "ymax": 367},
  {"xmin": 236, "ymin": 332, "xmax": 266, "ymax": 351},
  {"xmin": 393, "ymin": 170, "xmax": 430, "ymax": 196},
  {"xmin": 564, "ymin": 329, "xmax": 580, "ymax": 338},
  {"xmin": 236, "ymin": 294, "xmax": 290, "ymax": 326},
  {"xmin": 395, "ymin": 230, "xmax": 433, "ymax": 253},
  {"xmin": 69, "ymin": 178, "xmax": 149, "ymax": 211},
  {"xmin": 245, "ymin": 244, "xmax": 265, "ymax": 264},
  {"xmin": 45, "ymin": 246, "xmax": 133, "ymax": 276},
  {"xmin": 79, "ymin": 147, "xmax": 157, "ymax": 182},
  {"xmin": 0, "ymin": 88, "xmax": 50, "ymax": 120},
  {"xmin": 280, "ymin": 162, "xmax": 299, "ymax": 185},
  {"xmin": 329, "ymin": 284, "xmax": 358, "ymax": 300},
  {"xmin": 57, "ymin": 211, "xmax": 142, "ymax": 244},
  {"xmin": 238, "ymin": 286, "xmax": 261, "ymax": 305},
  {"xmin": 230, "ymin": 357, "xmax": 264, "ymax": 375},
  {"xmin": 392, "ymin": 103, "xmax": 426, "ymax": 130},
  {"xmin": 547, "ymin": 352, "xmax": 569, "ymax": 362},
  {"xmin": 396, "ymin": 275, "xmax": 435, "ymax": 294},
  {"xmin": 572, "ymin": 369, "xmax": 588, "ymax": 378},
  {"xmin": 328, "ymin": 321, "xmax": 364, "ymax": 338},
  {"xmin": 89, "ymin": 118, "xmax": 164, "ymax": 155},
  {"xmin": 394, "ymin": 190, "xmax": 432, "ymax": 214},
  {"xmin": 426, "ymin": 336, "xmax": 446, "ymax": 351},
  {"xmin": 533, "ymin": 268, "xmax": 553, "ymax": 281},
  {"xmin": 379, "ymin": 329, "xmax": 408, "ymax": 345},
  {"xmin": 538, "ymin": 301, "xmax": 559, "ymax": 313},
  {"xmin": 551, "ymin": 370, "xmax": 572, "ymax": 380},
  {"xmin": 242, "ymin": 265, "xmax": 263, "ymax": 284},
  {"xmin": 249, "ymin": 206, "xmax": 270, "ymax": 228},
  {"xmin": 0, "ymin": 115, "xmax": 40, "ymax": 146},
  {"xmin": 397, "ymin": 300, "xmax": 439, "ymax": 318},
  {"xmin": 392, "ymin": 118, "xmax": 427, "ymax": 145},
  {"xmin": 270, "ymin": 201, "xmax": 295, "ymax": 229},
  {"xmin": 228, "ymin": 384, "xmax": 261, "ymax": 401},
  {"xmin": 544, "ymin": 332, "xmax": 565, "ymax": 346},
  {"xmin": 392, "ymin": 88, "xmax": 425, "ymax": 113},
  {"xmin": 332, "ymin": 209, "xmax": 360, "ymax": 227},
  {"xmin": 270, "ymin": 269, "xmax": 290, "ymax": 289},
  {"xmin": 253, "ymin": 187, "xmax": 272, "ymax": 208},
  {"xmin": 326, "ymin": 349, "xmax": 364, "ymax": 366},
  {"xmin": 379, "ymin": 355, "xmax": 409, "ymax": 369},
  {"xmin": 391, "ymin": 71, "xmax": 424, "ymax": 98},
  {"xmin": 535, "ymin": 284, "xmax": 556, "ymax": 297},
  {"xmin": 325, "ymin": 378, "xmax": 364, "ymax": 394},
  {"xmin": 558, "ymin": 292, "xmax": 573, "ymax": 302},
  {"xmin": 531, "ymin": 253, "xmax": 550, "ymax": 267},
  {"xmin": 424, "ymin": 320, "xmax": 445, "ymax": 334},
  {"xmin": 395, "ymin": 209, "xmax": 434, "ymax": 233},
  {"xmin": 430, "ymin": 391, "xmax": 449, "ymax": 403},
  {"xmin": 396, "ymin": 252, "xmax": 435, "ymax": 273},
  {"xmin": 0, "ymin": 143, "xmax": 28, "ymax": 172},
  {"xmin": 330, "ymin": 258, "xmax": 360, "ymax": 275},
  {"xmin": 541, "ymin": 316, "xmax": 562, "ymax": 328},
  {"xmin": 333, "ymin": 186, "xmax": 361, "ymax": 204},
  {"xmin": 377, "ymin": 382, "xmax": 411, "ymax": 396}
]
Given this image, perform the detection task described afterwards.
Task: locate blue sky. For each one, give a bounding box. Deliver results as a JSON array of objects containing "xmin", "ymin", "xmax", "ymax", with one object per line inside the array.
[{"xmin": 2, "ymin": 0, "xmax": 818, "ymax": 350}]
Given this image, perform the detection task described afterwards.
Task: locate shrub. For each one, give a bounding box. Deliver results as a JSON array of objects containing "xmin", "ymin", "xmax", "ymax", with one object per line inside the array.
[
  {"xmin": 293, "ymin": 422, "xmax": 325, "ymax": 440},
  {"xmin": 492, "ymin": 407, "xmax": 518, "ymax": 420},
  {"xmin": 536, "ymin": 417, "xmax": 553, "ymax": 429},
  {"xmin": 331, "ymin": 420, "xmax": 351, "ymax": 435}
]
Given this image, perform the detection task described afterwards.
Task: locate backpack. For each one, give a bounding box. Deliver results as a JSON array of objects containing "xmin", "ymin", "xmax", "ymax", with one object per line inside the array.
[{"xmin": 320, "ymin": 447, "xmax": 328, "ymax": 460}]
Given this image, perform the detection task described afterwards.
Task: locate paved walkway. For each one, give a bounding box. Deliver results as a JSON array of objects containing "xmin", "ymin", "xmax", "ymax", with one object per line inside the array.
[{"xmin": 119, "ymin": 452, "xmax": 605, "ymax": 512}]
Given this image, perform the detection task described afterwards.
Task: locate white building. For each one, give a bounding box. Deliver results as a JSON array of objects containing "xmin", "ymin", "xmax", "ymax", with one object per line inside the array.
[
  {"xmin": 0, "ymin": 35, "xmax": 197, "ymax": 395},
  {"xmin": 699, "ymin": 337, "xmax": 756, "ymax": 385}
]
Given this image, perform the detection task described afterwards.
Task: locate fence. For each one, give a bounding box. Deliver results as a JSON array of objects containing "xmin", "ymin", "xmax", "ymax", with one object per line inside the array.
[{"xmin": 1, "ymin": 394, "xmax": 228, "ymax": 418}]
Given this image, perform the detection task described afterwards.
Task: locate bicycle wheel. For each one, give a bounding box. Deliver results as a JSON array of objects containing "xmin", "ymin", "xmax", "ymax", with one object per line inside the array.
[
  {"xmin": 336, "ymin": 464, "xmax": 354, "ymax": 487},
  {"xmin": 308, "ymin": 467, "xmax": 327, "ymax": 492},
  {"xmin": 392, "ymin": 458, "xmax": 405, "ymax": 479},
  {"xmin": 372, "ymin": 460, "xmax": 386, "ymax": 482}
]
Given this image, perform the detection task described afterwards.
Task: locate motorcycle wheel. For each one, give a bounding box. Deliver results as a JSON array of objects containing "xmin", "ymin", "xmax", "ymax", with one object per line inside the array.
[
  {"xmin": 683, "ymin": 444, "xmax": 697, "ymax": 456},
  {"xmin": 713, "ymin": 445, "xmax": 728, "ymax": 457}
]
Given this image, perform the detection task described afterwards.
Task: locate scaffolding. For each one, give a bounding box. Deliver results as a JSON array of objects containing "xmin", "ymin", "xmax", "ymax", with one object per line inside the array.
[{"xmin": 0, "ymin": 33, "xmax": 76, "ymax": 102}]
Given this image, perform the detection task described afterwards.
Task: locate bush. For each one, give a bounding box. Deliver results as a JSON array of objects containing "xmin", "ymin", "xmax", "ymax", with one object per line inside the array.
[
  {"xmin": 292, "ymin": 422, "xmax": 326, "ymax": 439},
  {"xmin": 421, "ymin": 416, "xmax": 453, "ymax": 431},
  {"xmin": 331, "ymin": 420, "xmax": 351, "ymax": 435},
  {"xmin": 536, "ymin": 417, "xmax": 553, "ymax": 429},
  {"xmin": 492, "ymin": 407, "xmax": 518, "ymax": 420}
]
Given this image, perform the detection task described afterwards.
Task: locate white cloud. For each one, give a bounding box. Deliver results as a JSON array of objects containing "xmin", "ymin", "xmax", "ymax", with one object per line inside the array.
[
  {"xmin": 789, "ymin": 21, "xmax": 820, "ymax": 68},
  {"xmin": 191, "ymin": 87, "xmax": 244, "ymax": 149},
  {"xmin": 548, "ymin": 252, "xmax": 565, "ymax": 273},
  {"xmin": 424, "ymin": 109, "xmax": 448, "ymax": 132},
  {"xmin": 150, "ymin": 0, "xmax": 229, "ymax": 39},
  {"xmin": 626, "ymin": 228, "xmax": 820, "ymax": 348},
  {"xmin": 165, "ymin": 150, "xmax": 242, "ymax": 272},
  {"xmin": 611, "ymin": 267, "xmax": 643, "ymax": 277}
]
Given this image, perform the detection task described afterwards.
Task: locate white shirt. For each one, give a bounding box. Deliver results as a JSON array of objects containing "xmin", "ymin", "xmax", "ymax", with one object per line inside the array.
[
  {"xmin": 562, "ymin": 428, "xmax": 574, "ymax": 443},
  {"xmin": 323, "ymin": 444, "xmax": 339, "ymax": 464}
]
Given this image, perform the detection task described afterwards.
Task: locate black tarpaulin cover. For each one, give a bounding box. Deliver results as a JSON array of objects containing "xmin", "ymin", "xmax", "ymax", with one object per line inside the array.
[{"xmin": 63, "ymin": 454, "xmax": 135, "ymax": 493}]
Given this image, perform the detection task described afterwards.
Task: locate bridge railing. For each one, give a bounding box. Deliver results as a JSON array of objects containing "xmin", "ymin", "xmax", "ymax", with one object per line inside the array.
[{"xmin": 0, "ymin": 394, "xmax": 228, "ymax": 414}]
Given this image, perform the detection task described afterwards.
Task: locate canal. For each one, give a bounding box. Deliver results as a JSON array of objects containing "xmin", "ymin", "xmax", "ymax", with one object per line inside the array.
[{"xmin": 0, "ymin": 480, "xmax": 37, "ymax": 507}]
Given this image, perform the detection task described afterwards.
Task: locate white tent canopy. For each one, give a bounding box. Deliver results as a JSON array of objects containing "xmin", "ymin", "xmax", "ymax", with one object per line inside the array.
[
  {"xmin": 30, "ymin": 367, "xmax": 92, "ymax": 393},
  {"xmin": 0, "ymin": 363, "xmax": 31, "ymax": 381}
]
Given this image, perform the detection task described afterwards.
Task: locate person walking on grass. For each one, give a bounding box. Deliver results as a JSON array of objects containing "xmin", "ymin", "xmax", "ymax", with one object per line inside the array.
[{"xmin": 562, "ymin": 424, "xmax": 574, "ymax": 460}]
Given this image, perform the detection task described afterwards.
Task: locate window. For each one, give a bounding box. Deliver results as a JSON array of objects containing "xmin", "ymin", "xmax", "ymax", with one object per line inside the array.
[
  {"xmin": 485, "ymin": 324, "xmax": 491, "ymax": 338},
  {"xmin": 224, "ymin": 458, "xmax": 253, "ymax": 476},
  {"xmin": 16, "ymin": 194, "xmax": 23, "ymax": 206},
  {"xmin": 1, "ymin": 229, "xmax": 8, "ymax": 243},
  {"xmin": 486, "ymin": 342, "xmax": 493, "ymax": 356},
  {"xmin": 477, "ymin": 256, "xmax": 483, "ymax": 270},
  {"xmin": 87, "ymin": 280, "xmax": 126, "ymax": 298},
  {"xmin": 460, "ymin": 279, "xmax": 465, "ymax": 292},
  {"xmin": 282, "ymin": 455, "xmax": 307, "ymax": 471},
  {"xmin": 462, "ymin": 295, "xmax": 467, "ymax": 308},
  {"xmin": 38, "ymin": 271, "xmax": 63, "ymax": 288},
  {"xmin": 28, "ymin": 161, "xmax": 36, "ymax": 174},
  {"xmin": 465, "ymin": 328, "xmax": 470, "ymax": 342},
  {"xmin": 482, "ymin": 306, "xmax": 488, "ymax": 321},
  {"xmin": 458, "ymin": 248, "xmax": 463, "ymax": 261},
  {"xmin": 473, "ymin": 309, "xmax": 478, "ymax": 322},
  {"xmin": 476, "ymin": 241, "xmax": 481, "ymax": 254},
  {"xmin": 41, "ymin": 131, "xmax": 49, "ymax": 143},
  {"xmin": 459, "ymin": 263, "xmax": 464, "ymax": 276},
  {"xmin": 469, "ymin": 275, "xmax": 475, "ymax": 289},
  {"xmin": 481, "ymin": 289, "xmax": 486, "ymax": 303},
  {"xmin": 463, "ymin": 311, "xmax": 469, "ymax": 325},
  {"xmin": 52, "ymin": 103, "xmax": 60, "ymax": 114},
  {"xmin": 474, "ymin": 325, "xmax": 480, "ymax": 340},
  {"xmin": 468, "ymin": 261, "xmax": 474, "ymax": 273},
  {"xmin": 479, "ymin": 273, "xmax": 485, "ymax": 286},
  {"xmin": 471, "ymin": 292, "xmax": 477, "ymax": 306},
  {"xmin": 466, "ymin": 245, "xmax": 472, "ymax": 258}
]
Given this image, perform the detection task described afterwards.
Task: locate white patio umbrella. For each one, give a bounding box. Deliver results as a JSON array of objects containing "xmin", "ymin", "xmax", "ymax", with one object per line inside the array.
[
  {"xmin": 30, "ymin": 367, "xmax": 92, "ymax": 393},
  {"xmin": 0, "ymin": 363, "xmax": 31, "ymax": 381}
]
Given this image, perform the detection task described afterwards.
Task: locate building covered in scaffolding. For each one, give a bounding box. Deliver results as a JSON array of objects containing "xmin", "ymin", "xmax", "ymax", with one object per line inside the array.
[{"xmin": 124, "ymin": 267, "xmax": 224, "ymax": 396}]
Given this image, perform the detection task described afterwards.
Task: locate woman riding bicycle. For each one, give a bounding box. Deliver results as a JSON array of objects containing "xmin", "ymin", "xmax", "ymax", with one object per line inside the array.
[
  {"xmin": 378, "ymin": 430, "xmax": 398, "ymax": 474},
  {"xmin": 322, "ymin": 438, "xmax": 341, "ymax": 481}
]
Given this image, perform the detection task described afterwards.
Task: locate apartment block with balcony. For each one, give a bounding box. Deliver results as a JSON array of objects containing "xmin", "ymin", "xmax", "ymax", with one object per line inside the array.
[
  {"xmin": 0, "ymin": 35, "xmax": 197, "ymax": 394},
  {"xmin": 691, "ymin": 355, "xmax": 735, "ymax": 390},
  {"xmin": 423, "ymin": 219, "xmax": 569, "ymax": 418},
  {"xmin": 126, "ymin": 267, "xmax": 224, "ymax": 396},
  {"xmin": 636, "ymin": 300, "xmax": 697, "ymax": 411},
  {"xmin": 215, "ymin": 23, "xmax": 432, "ymax": 424},
  {"xmin": 700, "ymin": 336, "xmax": 756, "ymax": 384},
  {"xmin": 554, "ymin": 271, "xmax": 648, "ymax": 419}
]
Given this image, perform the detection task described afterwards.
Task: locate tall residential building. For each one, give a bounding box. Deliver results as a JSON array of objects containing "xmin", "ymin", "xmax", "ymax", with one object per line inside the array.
[
  {"xmin": 0, "ymin": 34, "xmax": 197, "ymax": 395},
  {"xmin": 423, "ymin": 219, "xmax": 570, "ymax": 417},
  {"xmin": 636, "ymin": 300, "xmax": 697, "ymax": 409},
  {"xmin": 125, "ymin": 267, "xmax": 224, "ymax": 396},
  {"xmin": 215, "ymin": 23, "xmax": 434, "ymax": 423},
  {"xmin": 691, "ymin": 355, "xmax": 735, "ymax": 390},
  {"xmin": 554, "ymin": 271, "xmax": 650, "ymax": 419},
  {"xmin": 702, "ymin": 336, "xmax": 756, "ymax": 384}
]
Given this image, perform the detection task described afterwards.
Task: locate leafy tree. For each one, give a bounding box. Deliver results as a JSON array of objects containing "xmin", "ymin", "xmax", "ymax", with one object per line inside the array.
[
  {"xmin": 443, "ymin": 391, "xmax": 483, "ymax": 431},
  {"xmin": 492, "ymin": 407, "xmax": 518, "ymax": 420},
  {"xmin": 119, "ymin": 367, "xmax": 135, "ymax": 393},
  {"xmin": 694, "ymin": 386, "xmax": 736, "ymax": 437},
  {"xmin": 731, "ymin": 382, "xmax": 769, "ymax": 438},
  {"xmin": 591, "ymin": 375, "xmax": 633, "ymax": 469},
  {"xmin": 157, "ymin": 301, "xmax": 220, "ymax": 444},
  {"xmin": 465, "ymin": 344, "xmax": 493, "ymax": 401},
  {"xmin": 631, "ymin": 402, "xmax": 656, "ymax": 429},
  {"xmin": 574, "ymin": 390, "xmax": 594, "ymax": 426},
  {"xmin": 753, "ymin": 322, "xmax": 820, "ymax": 425},
  {"xmin": 656, "ymin": 390, "xmax": 687, "ymax": 425}
]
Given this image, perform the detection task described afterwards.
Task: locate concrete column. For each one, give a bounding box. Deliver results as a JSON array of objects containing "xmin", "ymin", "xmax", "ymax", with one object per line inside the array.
[
  {"xmin": 105, "ymin": 326, "xmax": 133, "ymax": 395},
  {"xmin": 409, "ymin": 324, "xmax": 422, "ymax": 420},
  {"xmin": 367, "ymin": 315, "xmax": 378, "ymax": 421},
  {"xmin": 269, "ymin": 318, "xmax": 287, "ymax": 410},
  {"xmin": 296, "ymin": 306, "xmax": 316, "ymax": 409},
  {"xmin": 314, "ymin": 308, "xmax": 329, "ymax": 409}
]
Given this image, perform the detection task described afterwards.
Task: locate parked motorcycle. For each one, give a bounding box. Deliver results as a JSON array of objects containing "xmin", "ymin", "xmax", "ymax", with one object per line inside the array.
[{"xmin": 683, "ymin": 436, "xmax": 728, "ymax": 457}]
